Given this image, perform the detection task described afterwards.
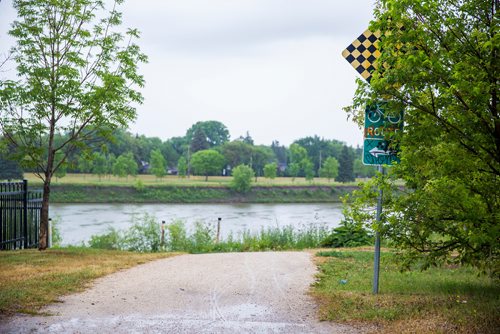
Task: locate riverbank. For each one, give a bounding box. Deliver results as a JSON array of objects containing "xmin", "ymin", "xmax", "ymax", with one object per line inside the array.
[{"xmin": 48, "ymin": 184, "xmax": 357, "ymax": 203}]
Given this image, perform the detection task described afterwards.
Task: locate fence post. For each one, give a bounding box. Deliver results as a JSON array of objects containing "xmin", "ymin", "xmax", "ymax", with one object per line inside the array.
[{"xmin": 23, "ymin": 179, "xmax": 28, "ymax": 249}]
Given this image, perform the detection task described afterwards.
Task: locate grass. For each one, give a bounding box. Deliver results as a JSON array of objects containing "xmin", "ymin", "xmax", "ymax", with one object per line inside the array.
[
  {"xmin": 311, "ymin": 249, "xmax": 500, "ymax": 333},
  {"xmin": 88, "ymin": 217, "xmax": 333, "ymax": 253},
  {"xmin": 0, "ymin": 248, "xmax": 177, "ymax": 315},
  {"xmin": 25, "ymin": 173, "xmax": 359, "ymax": 187}
]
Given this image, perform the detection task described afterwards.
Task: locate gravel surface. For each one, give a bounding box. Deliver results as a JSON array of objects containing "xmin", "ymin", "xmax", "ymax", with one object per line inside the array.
[{"xmin": 1, "ymin": 252, "xmax": 361, "ymax": 333}]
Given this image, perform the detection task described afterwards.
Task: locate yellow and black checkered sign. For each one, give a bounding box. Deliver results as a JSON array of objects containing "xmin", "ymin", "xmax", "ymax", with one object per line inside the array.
[{"xmin": 342, "ymin": 29, "xmax": 381, "ymax": 83}]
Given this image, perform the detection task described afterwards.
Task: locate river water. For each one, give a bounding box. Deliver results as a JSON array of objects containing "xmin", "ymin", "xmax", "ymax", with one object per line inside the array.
[{"xmin": 50, "ymin": 203, "xmax": 344, "ymax": 246}]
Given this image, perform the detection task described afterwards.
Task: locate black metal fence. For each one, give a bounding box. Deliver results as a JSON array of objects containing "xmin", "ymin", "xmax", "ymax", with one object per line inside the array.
[{"xmin": 0, "ymin": 180, "xmax": 43, "ymax": 250}]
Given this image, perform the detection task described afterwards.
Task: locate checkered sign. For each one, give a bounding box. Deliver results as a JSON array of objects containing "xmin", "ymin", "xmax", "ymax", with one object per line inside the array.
[{"xmin": 342, "ymin": 29, "xmax": 381, "ymax": 83}]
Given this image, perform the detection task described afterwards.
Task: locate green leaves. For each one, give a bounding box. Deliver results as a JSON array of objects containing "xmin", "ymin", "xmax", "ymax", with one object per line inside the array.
[{"xmin": 343, "ymin": 0, "xmax": 499, "ymax": 277}]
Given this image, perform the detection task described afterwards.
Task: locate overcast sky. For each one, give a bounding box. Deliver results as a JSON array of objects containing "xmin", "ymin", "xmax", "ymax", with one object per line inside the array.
[{"xmin": 0, "ymin": 0, "xmax": 376, "ymax": 147}]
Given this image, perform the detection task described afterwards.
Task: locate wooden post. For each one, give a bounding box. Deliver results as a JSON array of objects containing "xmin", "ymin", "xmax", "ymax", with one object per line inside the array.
[
  {"xmin": 161, "ymin": 220, "xmax": 165, "ymax": 247},
  {"xmin": 216, "ymin": 218, "xmax": 221, "ymax": 243}
]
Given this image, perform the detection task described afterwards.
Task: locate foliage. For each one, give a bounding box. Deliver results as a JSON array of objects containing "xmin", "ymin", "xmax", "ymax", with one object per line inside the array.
[
  {"xmin": 190, "ymin": 149, "xmax": 225, "ymax": 181},
  {"xmin": 185, "ymin": 120, "xmax": 230, "ymax": 148},
  {"xmin": 320, "ymin": 218, "xmax": 372, "ymax": 248},
  {"xmin": 88, "ymin": 227, "xmax": 122, "ymax": 250},
  {"xmin": 289, "ymin": 143, "xmax": 308, "ymax": 164},
  {"xmin": 287, "ymin": 162, "xmax": 300, "ymax": 181},
  {"xmin": 92, "ymin": 152, "xmax": 107, "ymax": 180},
  {"xmin": 50, "ymin": 218, "xmax": 63, "ymax": 247},
  {"xmin": 320, "ymin": 157, "xmax": 339, "ymax": 181},
  {"xmin": 177, "ymin": 156, "xmax": 187, "ymax": 177},
  {"xmin": 337, "ymin": 146, "xmax": 355, "ymax": 183},
  {"xmin": 263, "ymin": 162, "xmax": 277, "ymax": 180},
  {"xmin": 344, "ymin": 0, "xmax": 500, "ymax": 277},
  {"xmin": 113, "ymin": 152, "xmax": 137, "ymax": 178},
  {"xmin": 122, "ymin": 214, "xmax": 162, "ymax": 252},
  {"xmin": 0, "ymin": 0, "xmax": 146, "ymax": 249},
  {"xmin": 149, "ymin": 149, "xmax": 166, "ymax": 178},
  {"xmin": 89, "ymin": 219, "xmax": 330, "ymax": 253},
  {"xmin": 293, "ymin": 136, "xmax": 344, "ymax": 175},
  {"xmin": 221, "ymin": 140, "xmax": 253, "ymax": 168},
  {"xmin": 302, "ymin": 158, "xmax": 315, "ymax": 181},
  {"xmin": 230, "ymin": 164, "xmax": 254, "ymax": 193},
  {"xmin": 189, "ymin": 127, "xmax": 209, "ymax": 153},
  {"xmin": 77, "ymin": 155, "xmax": 93, "ymax": 174},
  {"xmin": 251, "ymin": 145, "xmax": 276, "ymax": 177}
]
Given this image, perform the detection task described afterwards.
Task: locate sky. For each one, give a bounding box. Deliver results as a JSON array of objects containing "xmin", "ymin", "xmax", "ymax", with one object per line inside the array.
[{"xmin": 0, "ymin": 0, "xmax": 376, "ymax": 147}]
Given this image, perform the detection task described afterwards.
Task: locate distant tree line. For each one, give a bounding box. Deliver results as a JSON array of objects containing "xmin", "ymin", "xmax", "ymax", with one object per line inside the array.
[{"xmin": 1, "ymin": 120, "xmax": 376, "ymax": 182}]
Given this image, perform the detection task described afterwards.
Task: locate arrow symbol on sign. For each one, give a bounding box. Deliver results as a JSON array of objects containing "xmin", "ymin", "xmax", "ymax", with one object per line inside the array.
[{"xmin": 369, "ymin": 147, "xmax": 393, "ymax": 157}]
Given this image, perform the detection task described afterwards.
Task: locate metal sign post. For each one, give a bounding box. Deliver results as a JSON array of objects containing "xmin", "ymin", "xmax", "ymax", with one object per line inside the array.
[
  {"xmin": 373, "ymin": 165, "xmax": 383, "ymax": 294},
  {"xmin": 342, "ymin": 28, "xmax": 404, "ymax": 295}
]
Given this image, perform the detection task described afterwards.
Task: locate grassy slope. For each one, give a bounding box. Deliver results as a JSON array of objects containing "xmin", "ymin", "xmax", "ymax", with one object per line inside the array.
[
  {"xmin": 22, "ymin": 173, "xmax": 358, "ymax": 203},
  {"xmin": 311, "ymin": 249, "xmax": 500, "ymax": 334},
  {"xmin": 0, "ymin": 248, "xmax": 177, "ymax": 315}
]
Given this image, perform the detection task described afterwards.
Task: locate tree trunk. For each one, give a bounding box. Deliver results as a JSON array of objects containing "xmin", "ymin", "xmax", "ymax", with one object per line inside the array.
[
  {"xmin": 205, "ymin": 174, "xmax": 208, "ymax": 181},
  {"xmin": 39, "ymin": 180, "xmax": 51, "ymax": 250}
]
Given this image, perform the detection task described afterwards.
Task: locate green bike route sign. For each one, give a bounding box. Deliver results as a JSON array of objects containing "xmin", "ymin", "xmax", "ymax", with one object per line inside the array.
[{"xmin": 363, "ymin": 104, "xmax": 403, "ymax": 166}]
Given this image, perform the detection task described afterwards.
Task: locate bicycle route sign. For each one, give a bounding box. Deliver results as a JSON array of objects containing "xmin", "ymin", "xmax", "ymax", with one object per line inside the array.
[{"xmin": 363, "ymin": 104, "xmax": 403, "ymax": 166}]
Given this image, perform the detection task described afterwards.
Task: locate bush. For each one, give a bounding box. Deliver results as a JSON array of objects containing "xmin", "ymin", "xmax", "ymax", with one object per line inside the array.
[
  {"xmin": 320, "ymin": 218, "xmax": 373, "ymax": 248},
  {"xmin": 122, "ymin": 214, "xmax": 161, "ymax": 252},
  {"xmin": 88, "ymin": 227, "xmax": 122, "ymax": 249},
  {"xmin": 230, "ymin": 164, "xmax": 254, "ymax": 193}
]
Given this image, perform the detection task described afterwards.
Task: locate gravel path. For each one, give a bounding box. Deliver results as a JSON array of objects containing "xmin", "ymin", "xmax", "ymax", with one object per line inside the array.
[{"xmin": 1, "ymin": 252, "xmax": 361, "ymax": 333}]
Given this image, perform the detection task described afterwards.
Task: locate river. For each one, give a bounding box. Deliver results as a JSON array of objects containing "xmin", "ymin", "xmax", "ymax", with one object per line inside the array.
[{"xmin": 50, "ymin": 203, "xmax": 344, "ymax": 246}]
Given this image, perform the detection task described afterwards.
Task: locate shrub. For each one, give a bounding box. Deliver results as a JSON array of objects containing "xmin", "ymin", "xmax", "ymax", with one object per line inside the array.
[
  {"xmin": 320, "ymin": 218, "xmax": 373, "ymax": 248},
  {"xmin": 230, "ymin": 164, "xmax": 254, "ymax": 193}
]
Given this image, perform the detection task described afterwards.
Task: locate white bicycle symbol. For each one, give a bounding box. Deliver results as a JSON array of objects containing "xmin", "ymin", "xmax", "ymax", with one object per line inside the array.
[{"xmin": 367, "ymin": 105, "xmax": 401, "ymax": 124}]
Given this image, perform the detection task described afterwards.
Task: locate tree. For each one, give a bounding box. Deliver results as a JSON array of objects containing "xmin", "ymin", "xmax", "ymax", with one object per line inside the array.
[
  {"xmin": 190, "ymin": 149, "xmax": 225, "ymax": 181},
  {"xmin": 177, "ymin": 156, "xmax": 187, "ymax": 177},
  {"xmin": 92, "ymin": 152, "xmax": 107, "ymax": 181},
  {"xmin": 221, "ymin": 140, "xmax": 253, "ymax": 168},
  {"xmin": 251, "ymin": 145, "xmax": 276, "ymax": 179},
  {"xmin": 231, "ymin": 164, "xmax": 254, "ymax": 193},
  {"xmin": 287, "ymin": 162, "xmax": 300, "ymax": 181},
  {"xmin": 344, "ymin": 0, "xmax": 499, "ymax": 275},
  {"xmin": 337, "ymin": 146, "xmax": 355, "ymax": 183},
  {"xmin": 149, "ymin": 149, "xmax": 166, "ymax": 179},
  {"xmin": 113, "ymin": 152, "xmax": 137, "ymax": 179},
  {"xmin": 77, "ymin": 155, "xmax": 93, "ymax": 175},
  {"xmin": 320, "ymin": 157, "xmax": 339, "ymax": 181},
  {"xmin": 302, "ymin": 158, "xmax": 315, "ymax": 182},
  {"xmin": 263, "ymin": 162, "xmax": 277, "ymax": 180},
  {"xmin": 190, "ymin": 127, "xmax": 209, "ymax": 153},
  {"xmin": 289, "ymin": 143, "xmax": 308, "ymax": 165},
  {"xmin": 353, "ymin": 158, "xmax": 376, "ymax": 179},
  {"xmin": 186, "ymin": 121, "xmax": 230, "ymax": 148},
  {"xmin": 0, "ymin": 0, "xmax": 146, "ymax": 249}
]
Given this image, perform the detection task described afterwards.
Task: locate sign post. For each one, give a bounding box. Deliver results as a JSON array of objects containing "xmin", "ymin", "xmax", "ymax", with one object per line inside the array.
[{"xmin": 342, "ymin": 28, "xmax": 403, "ymax": 295}]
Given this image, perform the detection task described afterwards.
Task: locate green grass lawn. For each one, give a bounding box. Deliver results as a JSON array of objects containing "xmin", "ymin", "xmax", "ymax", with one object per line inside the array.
[{"xmin": 312, "ymin": 249, "xmax": 500, "ymax": 334}]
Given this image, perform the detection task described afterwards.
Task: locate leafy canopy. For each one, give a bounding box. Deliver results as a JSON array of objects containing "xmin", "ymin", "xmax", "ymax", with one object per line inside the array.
[
  {"xmin": 0, "ymin": 0, "xmax": 147, "ymax": 249},
  {"xmin": 190, "ymin": 149, "xmax": 225, "ymax": 181},
  {"xmin": 344, "ymin": 0, "xmax": 499, "ymax": 276}
]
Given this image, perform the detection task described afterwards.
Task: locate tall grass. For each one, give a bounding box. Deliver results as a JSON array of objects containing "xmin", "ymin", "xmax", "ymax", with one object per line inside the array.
[
  {"xmin": 312, "ymin": 250, "xmax": 500, "ymax": 333},
  {"xmin": 88, "ymin": 214, "xmax": 332, "ymax": 253}
]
